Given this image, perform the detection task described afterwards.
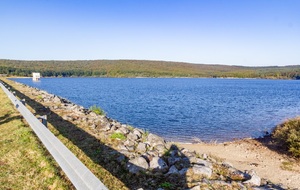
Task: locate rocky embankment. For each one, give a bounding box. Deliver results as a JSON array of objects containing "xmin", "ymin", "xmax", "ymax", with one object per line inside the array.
[{"xmin": 7, "ymin": 80, "xmax": 290, "ymax": 190}]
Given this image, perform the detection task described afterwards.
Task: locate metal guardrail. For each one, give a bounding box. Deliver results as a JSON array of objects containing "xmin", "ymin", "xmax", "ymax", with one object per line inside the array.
[{"xmin": 0, "ymin": 82, "xmax": 108, "ymax": 190}]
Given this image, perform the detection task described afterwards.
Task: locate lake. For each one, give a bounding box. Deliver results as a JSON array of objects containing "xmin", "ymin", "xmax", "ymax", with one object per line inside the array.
[{"xmin": 10, "ymin": 78, "xmax": 300, "ymax": 143}]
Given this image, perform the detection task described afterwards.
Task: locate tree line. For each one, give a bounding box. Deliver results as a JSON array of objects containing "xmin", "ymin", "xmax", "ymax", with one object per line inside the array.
[{"xmin": 0, "ymin": 59, "xmax": 299, "ymax": 79}]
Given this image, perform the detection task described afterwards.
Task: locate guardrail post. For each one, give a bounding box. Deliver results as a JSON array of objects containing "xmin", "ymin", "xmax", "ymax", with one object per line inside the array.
[
  {"xmin": 21, "ymin": 99, "xmax": 26, "ymax": 106},
  {"xmin": 38, "ymin": 115, "xmax": 47, "ymax": 127}
]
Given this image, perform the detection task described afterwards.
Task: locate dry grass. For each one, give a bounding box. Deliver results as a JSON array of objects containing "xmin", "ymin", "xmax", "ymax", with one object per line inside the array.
[{"xmin": 0, "ymin": 83, "xmax": 73, "ymax": 189}]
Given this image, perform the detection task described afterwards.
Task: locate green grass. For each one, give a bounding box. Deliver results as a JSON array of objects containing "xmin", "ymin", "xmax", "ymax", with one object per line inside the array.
[
  {"xmin": 89, "ymin": 105, "xmax": 105, "ymax": 115},
  {"xmin": 159, "ymin": 182, "xmax": 174, "ymax": 189},
  {"xmin": 110, "ymin": 132, "xmax": 126, "ymax": 140},
  {"xmin": 0, "ymin": 85, "xmax": 73, "ymax": 189},
  {"xmin": 272, "ymin": 117, "xmax": 300, "ymax": 157}
]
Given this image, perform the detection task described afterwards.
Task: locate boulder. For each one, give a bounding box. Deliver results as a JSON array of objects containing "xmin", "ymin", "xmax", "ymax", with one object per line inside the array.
[
  {"xmin": 222, "ymin": 161, "xmax": 233, "ymax": 168},
  {"xmin": 243, "ymin": 170, "xmax": 261, "ymax": 186},
  {"xmin": 166, "ymin": 165, "xmax": 179, "ymax": 175},
  {"xmin": 133, "ymin": 128, "xmax": 143, "ymax": 139},
  {"xmin": 146, "ymin": 133, "xmax": 165, "ymax": 147},
  {"xmin": 191, "ymin": 158, "xmax": 213, "ymax": 169},
  {"xmin": 124, "ymin": 139, "xmax": 135, "ymax": 147},
  {"xmin": 127, "ymin": 157, "xmax": 149, "ymax": 174},
  {"xmin": 168, "ymin": 156, "xmax": 181, "ymax": 166},
  {"xmin": 192, "ymin": 165, "xmax": 212, "ymax": 178},
  {"xmin": 149, "ymin": 156, "xmax": 168, "ymax": 172},
  {"xmin": 127, "ymin": 132, "xmax": 139, "ymax": 141},
  {"xmin": 229, "ymin": 170, "xmax": 251, "ymax": 181},
  {"xmin": 179, "ymin": 168, "xmax": 188, "ymax": 175},
  {"xmin": 116, "ymin": 126, "xmax": 129, "ymax": 134},
  {"xmin": 136, "ymin": 142, "xmax": 147, "ymax": 153},
  {"xmin": 154, "ymin": 144, "xmax": 166, "ymax": 154}
]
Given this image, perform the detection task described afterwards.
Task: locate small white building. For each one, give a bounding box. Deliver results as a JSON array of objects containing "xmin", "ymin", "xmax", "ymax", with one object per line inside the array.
[{"xmin": 32, "ymin": 72, "xmax": 41, "ymax": 81}]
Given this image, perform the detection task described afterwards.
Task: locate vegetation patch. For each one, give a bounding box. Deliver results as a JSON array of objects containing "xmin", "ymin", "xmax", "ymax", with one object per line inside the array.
[
  {"xmin": 159, "ymin": 182, "xmax": 174, "ymax": 189},
  {"xmin": 280, "ymin": 161, "xmax": 294, "ymax": 171},
  {"xmin": 89, "ymin": 105, "xmax": 105, "ymax": 115},
  {"xmin": 110, "ymin": 132, "xmax": 126, "ymax": 140},
  {"xmin": 272, "ymin": 117, "xmax": 300, "ymax": 157}
]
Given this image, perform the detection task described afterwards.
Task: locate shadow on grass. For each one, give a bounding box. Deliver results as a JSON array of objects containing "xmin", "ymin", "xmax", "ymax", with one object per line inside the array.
[
  {"xmin": 3, "ymin": 80, "xmax": 191, "ymax": 189},
  {"xmin": 0, "ymin": 113, "xmax": 23, "ymax": 126},
  {"xmin": 254, "ymin": 135, "xmax": 292, "ymax": 158}
]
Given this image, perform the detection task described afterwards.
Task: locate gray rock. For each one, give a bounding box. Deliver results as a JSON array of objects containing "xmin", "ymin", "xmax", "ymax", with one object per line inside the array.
[
  {"xmin": 192, "ymin": 165, "xmax": 212, "ymax": 178},
  {"xmin": 222, "ymin": 161, "xmax": 233, "ymax": 168},
  {"xmin": 116, "ymin": 126, "xmax": 129, "ymax": 134},
  {"xmin": 53, "ymin": 96, "xmax": 61, "ymax": 103},
  {"xmin": 179, "ymin": 168, "xmax": 188, "ymax": 175},
  {"xmin": 154, "ymin": 144, "xmax": 166, "ymax": 154},
  {"xmin": 127, "ymin": 157, "xmax": 149, "ymax": 174},
  {"xmin": 243, "ymin": 170, "xmax": 261, "ymax": 186},
  {"xmin": 149, "ymin": 156, "xmax": 168, "ymax": 172},
  {"xmin": 168, "ymin": 156, "xmax": 181, "ymax": 166},
  {"xmin": 126, "ymin": 145, "xmax": 135, "ymax": 152},
  {"xmin": 136, "ymin": 142, "xmax": 147, "ymax": 153},
  {"xmin": 166, "ymin": 165, "xmax": 179, "ymax": 175},
  {"xmin": 99, "ymin": 123, "xmax": 111, "ymax": 131},
  {"xmin": 133, "ymin": 128, "xmax": 143, "ymax": 139},
  {"xmin": 124, "ymin": 139, "xmax": 135, "ymax": 147},
  {"xmin": 191, "ymin": 158, "xmax": 213, "ymax": 169},
  {"xmin": 147, "ymin": 133, "xmax": 165, "ymax": 147},
  {"xmin": 177, "ymin": 157, "xmax": 190, "ymax": 169},
  {"xmin": 118, "ymin": 144, "xmax": 128, "ymax": 151},
  {"xmin": 127, "ymin": 132, "xmax": 139, "ymax": 141},
  {"xmin": 229, "ymin": 170, "xmax": 251, "ymax": 181}
]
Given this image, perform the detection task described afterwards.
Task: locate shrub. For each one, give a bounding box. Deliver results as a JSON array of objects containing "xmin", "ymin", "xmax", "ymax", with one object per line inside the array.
[
  {"xmin": 89, "ymin": 105, "xmax": 105, "ymax": 115},
  {"xmin": 272, "ymin": 117, "xmax": 300, "ymax": 157},
  {"xmin": 110, "ymin": 132, "xmax": 126, "ymax": 140}
]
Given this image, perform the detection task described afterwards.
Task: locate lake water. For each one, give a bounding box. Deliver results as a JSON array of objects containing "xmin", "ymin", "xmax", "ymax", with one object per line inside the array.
[{"xmin": 11, "ymin": 78, "xmax": 300, "ymax": 142}]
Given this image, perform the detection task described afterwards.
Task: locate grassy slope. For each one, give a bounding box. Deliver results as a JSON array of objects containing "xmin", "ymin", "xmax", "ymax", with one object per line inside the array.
[{"xmin": 0, "ymin": 83, "xmax": 73, "ymax": 189}]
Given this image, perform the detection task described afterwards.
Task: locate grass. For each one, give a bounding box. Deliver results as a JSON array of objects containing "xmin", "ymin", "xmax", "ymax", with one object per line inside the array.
[
  {"xmin": 280, "ymin": 161, "xmax": 294, "ymax": 171},
  {"xmin": 110, "ymin": 132, "xmax": 126, "ymax": 140},
  {"xmin": 272, "ymin": 117, "xmax": 300, "ymax": 158},
  {"xmin": 89, "ymin": 105, "xmax": 105, "ymax": 115},
  {"xmin": 0, "ymin": 84, "xmax": 73, "ymax": 189},
  {"xmin": 159, "ymin": 182, "xmax": 174, "ymax": 189}
]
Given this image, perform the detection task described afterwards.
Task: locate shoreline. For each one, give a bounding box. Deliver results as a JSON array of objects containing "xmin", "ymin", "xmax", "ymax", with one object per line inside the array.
[
  {"xmin": 3, "ymin": 77, "xmax": 299, "ymax": 189},
  {"xmin": 179, "ymin": 138, "xmax": 300, "ymax": 189}
]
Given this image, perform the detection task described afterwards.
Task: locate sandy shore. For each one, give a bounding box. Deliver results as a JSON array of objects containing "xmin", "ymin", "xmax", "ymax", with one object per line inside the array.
[{"xmin": 179, "ymin": 138, "xmax": 300, "ymax": 189}]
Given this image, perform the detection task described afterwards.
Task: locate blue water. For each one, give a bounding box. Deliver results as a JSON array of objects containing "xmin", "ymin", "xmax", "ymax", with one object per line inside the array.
[{"xmin": 11, "ymin": 78, "xmax": 300, "ymax": 142}]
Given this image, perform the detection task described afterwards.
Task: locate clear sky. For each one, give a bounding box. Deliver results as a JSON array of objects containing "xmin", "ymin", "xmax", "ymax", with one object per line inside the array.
[{"xmin": 0, "ymin": 0, "xmax": 299, "ymax": 66}]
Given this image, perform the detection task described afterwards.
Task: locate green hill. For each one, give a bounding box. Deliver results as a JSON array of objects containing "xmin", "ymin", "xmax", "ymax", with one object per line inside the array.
[{"xmin": 0, "ymin": 59, "xmax": 299, "ymax": 79}]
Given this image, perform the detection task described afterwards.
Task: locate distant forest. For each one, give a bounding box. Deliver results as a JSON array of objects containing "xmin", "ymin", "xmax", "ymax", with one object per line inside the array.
[{"xmin": 0, "ymin": 59, "xmax": 300, "ymax": 79}]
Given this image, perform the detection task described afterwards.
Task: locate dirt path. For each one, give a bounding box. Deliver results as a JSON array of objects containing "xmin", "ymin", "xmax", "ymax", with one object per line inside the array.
[{"xmin": 179, "ymin": 138, "xmax": 300, "ymax": 189}]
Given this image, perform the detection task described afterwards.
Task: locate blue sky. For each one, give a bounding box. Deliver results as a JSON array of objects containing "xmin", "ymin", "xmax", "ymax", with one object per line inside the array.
[{"xmin": 0, "ymin": 0, "xmax": 299, "ymax": 66}]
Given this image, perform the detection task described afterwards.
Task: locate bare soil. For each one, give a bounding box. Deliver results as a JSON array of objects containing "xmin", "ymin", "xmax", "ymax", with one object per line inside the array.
[{"xmin": 179, "ymin": 138, "xmax": 300, "ymax": 189}]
